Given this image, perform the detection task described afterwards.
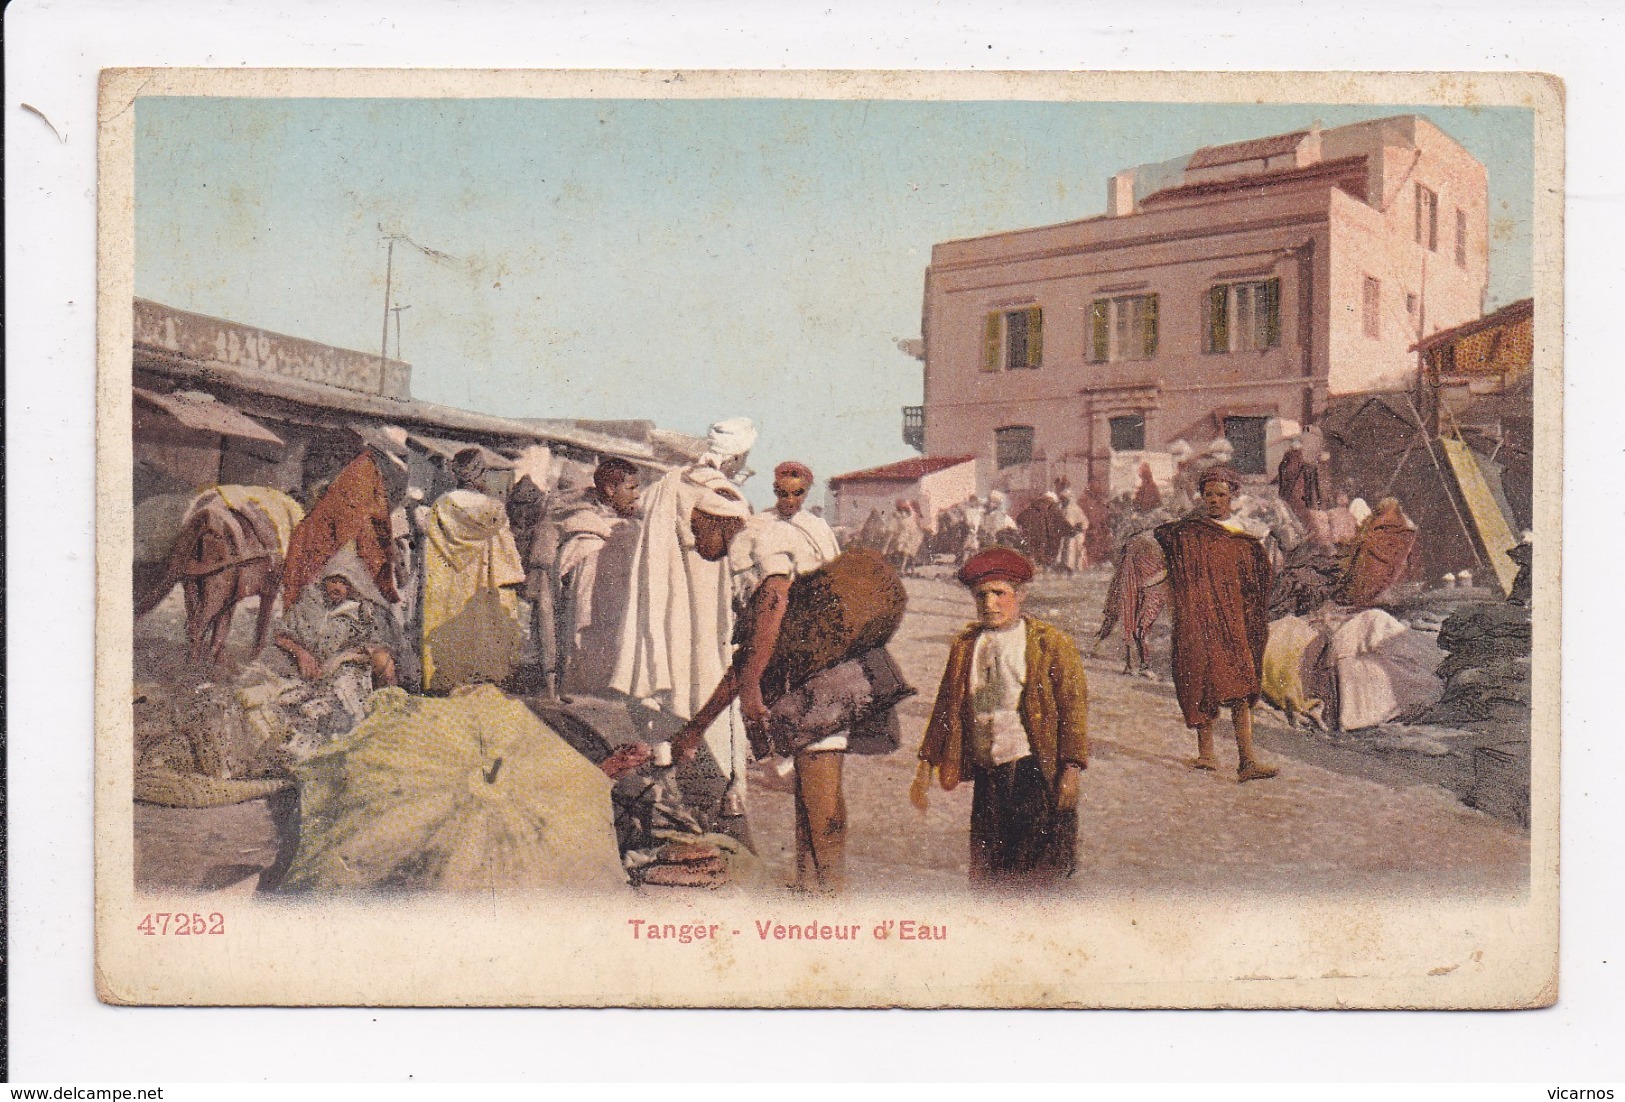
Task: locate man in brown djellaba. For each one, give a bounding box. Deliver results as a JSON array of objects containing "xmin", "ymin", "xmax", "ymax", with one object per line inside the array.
[{"xmin": 1154, "ymin": 466, "xmax": 1279, "ymax": 783}]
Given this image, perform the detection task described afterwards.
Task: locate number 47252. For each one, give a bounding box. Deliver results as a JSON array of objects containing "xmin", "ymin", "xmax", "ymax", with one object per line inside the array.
[{"xmin": 137, "ymin": 912, "xmax": 225, "ymax": 936}]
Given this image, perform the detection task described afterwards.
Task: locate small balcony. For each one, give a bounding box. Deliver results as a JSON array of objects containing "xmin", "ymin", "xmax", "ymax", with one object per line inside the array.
[{"xmin": 902, "ymin": 405, "xmax": 925, "ymax": 452}]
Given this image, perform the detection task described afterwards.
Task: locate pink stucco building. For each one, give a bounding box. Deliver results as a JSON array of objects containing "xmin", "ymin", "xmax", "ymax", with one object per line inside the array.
[{"xmin": 912, "ymin": 115, "xmax": 1490, "ymax": 496}]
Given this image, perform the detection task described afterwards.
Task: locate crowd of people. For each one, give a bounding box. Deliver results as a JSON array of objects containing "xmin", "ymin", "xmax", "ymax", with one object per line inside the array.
[
  {"xmin": 147, "ymin": 416, "xmax": 927, "ymax": 893},
  {"xmin": 910, "ymin": 436, "xmax": 1431, "ymax": 863},
  {"xmin": 844, "ymin": 484, "xmax": 1103, "ymax": 578},
  {"xmin": 1094, "ymin": 435, "xmax": 1440, "ymax": 744},
  {"xmin": 140, "ymin": 414, "xmax": 1458, "ymax": 895},
  {"xmin": 255, "ymin": 429, "xmax": 672, "ymax": 714}
]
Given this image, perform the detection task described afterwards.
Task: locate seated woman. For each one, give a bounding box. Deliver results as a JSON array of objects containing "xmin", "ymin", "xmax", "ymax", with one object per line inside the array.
[
  {"xmin": 277, "ymin": 547, "xmax": 400, "ymax": 686},
  {"xmin": 237, "ymin": 543, "xmax": 406, "ymax": 760}
]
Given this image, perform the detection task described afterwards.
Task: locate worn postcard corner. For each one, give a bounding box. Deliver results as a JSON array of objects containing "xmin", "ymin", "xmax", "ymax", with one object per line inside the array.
[{"xmin": 96, "ymin": 67, "xmax": 1560, "ymax": 1009}]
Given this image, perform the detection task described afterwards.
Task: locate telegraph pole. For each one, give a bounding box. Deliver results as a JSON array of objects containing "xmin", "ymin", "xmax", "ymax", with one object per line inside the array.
[
  {"xmin": 380, "ymin": 235, "xmax": 396, "ymax": 364},
  {"xmin": 378, "ymin": 226, "xmax": 461, "ymax": 365}
]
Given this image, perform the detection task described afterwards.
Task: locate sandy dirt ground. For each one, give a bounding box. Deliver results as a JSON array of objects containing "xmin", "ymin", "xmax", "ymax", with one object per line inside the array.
[
  {"xmin": 743, "ymin": 571, "xmax": 1530, "ymax": 898},
  {"xmin": 130, "ymin": 567, "xmax": 1529, "ymax": 899}
]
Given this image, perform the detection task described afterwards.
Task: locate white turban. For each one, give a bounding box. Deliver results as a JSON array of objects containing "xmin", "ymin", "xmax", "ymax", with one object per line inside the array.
[
  {"xmin": 317, "ymin": 541, "xmax": 389, "ymax": 609},
  {"xmin": 705, "ymin": 417, "xmax": 757, "ymax": 460},
  {"xmin": 692, "ymin": 482, "xmax": 752, "ymax": 519}
]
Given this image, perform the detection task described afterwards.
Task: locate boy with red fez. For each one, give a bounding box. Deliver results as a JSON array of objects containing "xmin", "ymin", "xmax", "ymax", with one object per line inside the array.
[
  {"xmin": 1154, "ymin": 466, "xmax": 1279, "ymax": 782},
  {"xmin": 912, "ymin": 548, "xmax": 1089, "ymax": 885}
]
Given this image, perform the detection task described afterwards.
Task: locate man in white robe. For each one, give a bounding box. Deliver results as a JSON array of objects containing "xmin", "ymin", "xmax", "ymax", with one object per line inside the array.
[
  {"xmin": 610, "ymin": 417, "xmax": 757, "ymax": 789},
  {"xmin": 727, "ymin": 461, "xmax": 840, "ymax": 603},
  {"xmin": 1059, "ymin": 490, "xmax": 1090, "ymax": 574},
  {"xmin": 555, "ymin": 457, "xmax": 642, "ymax": 695}
]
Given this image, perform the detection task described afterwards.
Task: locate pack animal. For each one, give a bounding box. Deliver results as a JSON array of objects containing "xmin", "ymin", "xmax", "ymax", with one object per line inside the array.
[
  {"xmin": 1096, "ymin": 530, "xmax": 1169, "ymax": 677},
  {"xmin": 136, "ymin": 490, "xmax": 295, "ymax": 667}
]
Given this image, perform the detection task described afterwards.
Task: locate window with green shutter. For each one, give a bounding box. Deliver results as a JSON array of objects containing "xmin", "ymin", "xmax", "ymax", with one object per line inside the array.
[
  {"xmin": 982, "ymin": 312, "xmax": 1002, "ymax": 372},
  {"xmin": 1090, "ymin": 295, "xmax": 1157, "ymax": 362},
  {"xmin": 1089, "ymin": 300, "xmax": 1110, "ymax": 363},
  {"xmin": 1023, "ymin": 306, "xmax": 1043, "ymax": 369},
  {"xmin": 982, "ymin": 306, "xmax": 1044, "ymax": 371},
  {"xmin": 1206, "ymin": 279, "xmax": 1279, "ymax": 352}
]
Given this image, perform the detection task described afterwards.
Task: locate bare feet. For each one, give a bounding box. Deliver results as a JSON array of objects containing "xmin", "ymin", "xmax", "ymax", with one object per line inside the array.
[
  {"xmin": 1237, "ymin": 761, "xmax": 1280, "ymax": 783},
  {"xmin": 1189, "ymin": 756, "xmax": 1219, "ymax": 772},
  {"xmin": 538, "ymin": 674, "xmax": 572, "ymax": 705}
]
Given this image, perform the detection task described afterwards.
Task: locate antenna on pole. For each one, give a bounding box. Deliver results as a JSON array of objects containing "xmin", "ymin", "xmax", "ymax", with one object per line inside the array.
[
  {"xmin": 390, "ymin": 304, "xmax": 412, "ymax": 360},
  {"xmin": 378, "ymin": 224, "xmax": 462, "ymax": 364}
]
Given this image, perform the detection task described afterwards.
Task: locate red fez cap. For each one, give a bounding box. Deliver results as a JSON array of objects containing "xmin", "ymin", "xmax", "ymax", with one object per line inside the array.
[
  {"xmin": 1197, "ymin": 465, "xmax": 1242, "ymax": 491},
  {"xmin": 957, "ymin": 548, "xmax": 1035, "ymax": 587},
  {"xmin": 774, "ymin": 461, "xmax": 814, "ymax": 484}
]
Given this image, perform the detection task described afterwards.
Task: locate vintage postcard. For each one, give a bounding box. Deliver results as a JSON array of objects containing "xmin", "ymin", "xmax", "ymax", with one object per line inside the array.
[{"xmin": 95, "ymin": 68, "xmax": 1562, "ymax": 1008}]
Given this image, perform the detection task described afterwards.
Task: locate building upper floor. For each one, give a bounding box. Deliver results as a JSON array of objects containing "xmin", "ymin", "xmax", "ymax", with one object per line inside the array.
[
  {"xmin": 929, "ymin": 115, "xmax": 1487, "ymax": 273},
  {"xmin": 920, "ymin": 115, "xmax": 1490, "ymax": 402}
]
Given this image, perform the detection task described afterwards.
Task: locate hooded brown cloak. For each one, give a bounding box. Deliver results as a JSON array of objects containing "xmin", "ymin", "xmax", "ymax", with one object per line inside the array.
[
  {"xmin": 1340, "ymin": 501, "xmax": 1417, "ymax": 609},
  {"xmin": 1015, "ymin": 495, "xmax": 1064, "ymax": 566},
  {"xmin": 283, "ymin": 451, "xmax": 400, "ymax": 608},
  {"xmin": 1276, "ymin": 448, "xmax": 1310, "ymax": 513}
]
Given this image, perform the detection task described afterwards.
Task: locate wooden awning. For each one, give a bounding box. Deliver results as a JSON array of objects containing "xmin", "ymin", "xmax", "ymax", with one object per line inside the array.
[{"xmin": 133, "ymin": 388, "xmax": 284, "ymax": 447}]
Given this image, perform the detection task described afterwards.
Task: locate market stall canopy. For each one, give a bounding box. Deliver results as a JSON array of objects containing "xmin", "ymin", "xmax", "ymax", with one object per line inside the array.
[{"xmin": 133, "ymin": 387, "xmax": 285, "ymax": 448}]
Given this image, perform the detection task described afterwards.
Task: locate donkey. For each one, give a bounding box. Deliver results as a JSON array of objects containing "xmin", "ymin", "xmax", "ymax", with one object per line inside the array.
[{"xmin": 135, "ymin": 493, "xmax": 289, "ymax": 668}]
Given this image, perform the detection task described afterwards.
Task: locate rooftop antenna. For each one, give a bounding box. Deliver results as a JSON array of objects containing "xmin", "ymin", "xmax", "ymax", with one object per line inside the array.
[
  {"xmin": 389, "ymin": 304, "xmax": 412, "ymax": 361},
  {"xmin": 378, "ymin": 225, "xmax": 462, "ymax": 363}
]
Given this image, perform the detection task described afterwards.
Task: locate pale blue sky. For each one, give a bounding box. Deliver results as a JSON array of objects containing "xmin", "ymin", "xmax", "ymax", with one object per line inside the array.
[{"xmin": 135, "ymin": 97, "xmax": 1533, "ymax": 504}]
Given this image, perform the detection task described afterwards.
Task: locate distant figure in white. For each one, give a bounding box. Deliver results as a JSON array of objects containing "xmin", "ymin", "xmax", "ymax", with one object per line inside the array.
[
  {"xmin": 1059, "ymin": 489, "xmax": 1090, "ymax": 574},
  {"xmin": 610, "ymin": 417, "xmax": 758, "ymax": 787}
]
